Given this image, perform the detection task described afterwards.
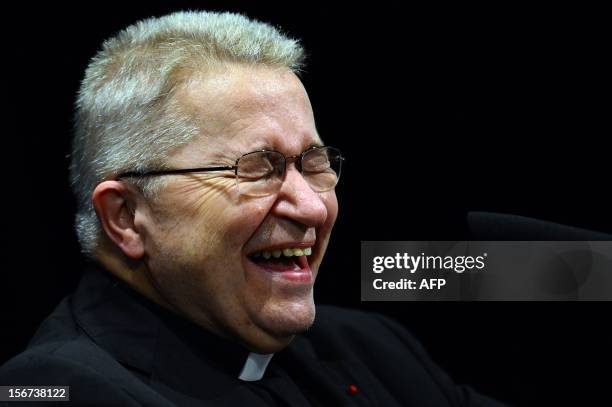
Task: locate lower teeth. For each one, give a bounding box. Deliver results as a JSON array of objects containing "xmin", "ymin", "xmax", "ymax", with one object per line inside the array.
[{"xmin": 252, "ymin": 256, "xmax": 299, "ymax": 268}]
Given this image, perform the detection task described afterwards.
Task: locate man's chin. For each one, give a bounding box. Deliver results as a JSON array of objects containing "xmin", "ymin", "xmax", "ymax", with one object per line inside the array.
[
  {"xmin": 270, "ymin": 316, "xmax": 315, "ymax": 337},
  {"xmin": 255, "ymin": 301, "xmax": 316, "ymax": 339}
]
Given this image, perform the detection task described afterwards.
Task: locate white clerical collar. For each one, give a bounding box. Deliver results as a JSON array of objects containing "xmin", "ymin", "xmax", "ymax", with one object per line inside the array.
[{"xmin": 238, "ymin": 352, "xmax": 274, "ymax": 381}]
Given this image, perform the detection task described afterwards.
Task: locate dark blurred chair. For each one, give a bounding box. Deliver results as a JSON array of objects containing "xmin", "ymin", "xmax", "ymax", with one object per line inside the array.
[{"xmin": 467, "ymin": 212, "xmax": 612, "ymax": 240}]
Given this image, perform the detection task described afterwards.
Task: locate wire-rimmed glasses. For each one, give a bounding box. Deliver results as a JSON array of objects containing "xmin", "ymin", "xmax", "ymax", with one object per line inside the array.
[{"xmin": 117, "ymin": 146, "xmax": 344, "ymax": 197}]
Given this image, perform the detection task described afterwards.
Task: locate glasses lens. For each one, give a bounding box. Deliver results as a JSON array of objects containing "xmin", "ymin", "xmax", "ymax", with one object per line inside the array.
[
  {"xmin": 301, "ymin": 147, "xmax": 342, "ymax": 192},
  {"xmin": 236, "ymin": 151, "xmax": 285, "ymax": 196}
]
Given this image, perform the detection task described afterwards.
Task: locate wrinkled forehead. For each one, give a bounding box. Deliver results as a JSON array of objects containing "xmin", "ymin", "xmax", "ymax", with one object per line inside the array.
[{"xmin": 172, "ymin": 64, "xmax": 321, "ymax": 162}]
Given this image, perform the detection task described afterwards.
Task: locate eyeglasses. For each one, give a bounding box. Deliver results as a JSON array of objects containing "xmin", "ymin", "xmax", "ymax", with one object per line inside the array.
[{"xmin": 117, "ymin": 146, "xmax": 344, "ymax": 197}]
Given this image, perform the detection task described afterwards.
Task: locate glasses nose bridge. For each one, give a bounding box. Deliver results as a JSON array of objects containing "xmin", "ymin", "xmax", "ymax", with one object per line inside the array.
[
  {"xmin": 284, "ymin": 154, "xmax": 303, "ymax": 173},
  {"xmin": 280, "ymin": 153, "xmax": 316, "ymax": 194}
]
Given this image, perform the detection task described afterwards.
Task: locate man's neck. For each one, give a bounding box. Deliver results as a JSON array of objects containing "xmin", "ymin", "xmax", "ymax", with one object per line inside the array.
[{"xmin": 94, "ymin": 250, "xmax": 174, "ymax": 312}]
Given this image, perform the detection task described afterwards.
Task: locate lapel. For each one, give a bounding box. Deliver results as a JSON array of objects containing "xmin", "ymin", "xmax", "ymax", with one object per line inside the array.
[{"xmin": 71, "ymin": 264, "xmax": 257, "ymax": 402}]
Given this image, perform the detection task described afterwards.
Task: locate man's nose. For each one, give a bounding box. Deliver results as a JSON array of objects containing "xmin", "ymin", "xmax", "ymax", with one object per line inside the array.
[{"xmin": 271, "ymin": 164, "xmax": 328, "ymax": 227}]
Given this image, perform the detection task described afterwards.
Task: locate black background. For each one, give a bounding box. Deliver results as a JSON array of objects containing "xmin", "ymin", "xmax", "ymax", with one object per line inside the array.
[{"xmin": 2, "ymin": 2, "xmax": 611, "ymax": 406}]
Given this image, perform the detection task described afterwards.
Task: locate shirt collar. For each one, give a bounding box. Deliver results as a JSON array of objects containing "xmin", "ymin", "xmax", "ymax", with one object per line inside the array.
[{"xmin": 238, "ymin": 352, "xmax": 274, "ymax": 381}]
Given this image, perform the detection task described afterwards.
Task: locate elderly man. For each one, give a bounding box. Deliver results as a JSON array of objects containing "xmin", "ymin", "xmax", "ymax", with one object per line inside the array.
[{"xmin": 1, "ymin": 11, "xmax": 504, "ymax": 406}]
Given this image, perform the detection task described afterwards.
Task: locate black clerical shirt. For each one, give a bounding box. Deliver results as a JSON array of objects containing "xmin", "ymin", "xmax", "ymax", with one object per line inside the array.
[{"xmin": 0, "ymin": 265, "xmax": 506, "ymax": 406}]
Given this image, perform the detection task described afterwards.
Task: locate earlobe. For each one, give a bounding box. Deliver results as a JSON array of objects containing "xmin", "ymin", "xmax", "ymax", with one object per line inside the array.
[{"xmin": 92, "ymin": 181, "xmax": 145, "ymax": 259}]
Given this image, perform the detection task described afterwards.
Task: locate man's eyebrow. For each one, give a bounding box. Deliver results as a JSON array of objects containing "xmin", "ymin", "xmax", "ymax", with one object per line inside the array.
[
  {"xmin": 307, "ymin": 141, "xmax": 325, "ymax": 149},
  {"xmin": 202, "ymin": 148, "xmax": 243, "ymax": 164},
  {"xmin": 250, "ymin": 144, "xmax": 274, "ymax": 152},
  {"xmin": 253, "ymin": 142, "xmax": 325, "ymax": 153},
  {"xmin": 242, "ymin": 137, "xmax": 325, "ymax": 154}
]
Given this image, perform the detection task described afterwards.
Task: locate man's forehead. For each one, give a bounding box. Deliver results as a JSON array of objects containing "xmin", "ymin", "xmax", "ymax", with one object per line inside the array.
[
  {"xmin": 171, "ymin": 64, "xmax": 321, "ymax": 162},
  {"xmin": 178, "ymin": 65, "xmax": 311, "ymax": 124}
]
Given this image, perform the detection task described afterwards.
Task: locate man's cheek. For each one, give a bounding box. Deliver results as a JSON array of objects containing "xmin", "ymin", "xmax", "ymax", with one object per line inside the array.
[
  {"xmin": 178, "ymin": 178, "xmax": 236, "ymax": 216},
  {"xmin": 225, "ymin": 199, "xmax": 275, "ymax": 234}
]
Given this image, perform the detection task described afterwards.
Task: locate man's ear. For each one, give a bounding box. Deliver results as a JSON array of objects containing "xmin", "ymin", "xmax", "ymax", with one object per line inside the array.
[{"xmin": 92, "ymin": 181, "xmax": 146, "ymax": 259}]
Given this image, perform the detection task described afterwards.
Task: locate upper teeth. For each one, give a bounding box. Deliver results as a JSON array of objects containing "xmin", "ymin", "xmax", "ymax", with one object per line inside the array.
[{"xmin": 252, "ymin": 247, "xmax": 312, "ymax": 259}]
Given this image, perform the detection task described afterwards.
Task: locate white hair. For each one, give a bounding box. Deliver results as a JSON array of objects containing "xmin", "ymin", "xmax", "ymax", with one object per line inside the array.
[{"xmin": 70, "ymin": 10, "xmax": 305, "ymax": 257}]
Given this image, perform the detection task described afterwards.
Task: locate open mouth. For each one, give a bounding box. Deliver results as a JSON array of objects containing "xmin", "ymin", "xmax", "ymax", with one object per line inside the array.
[{"xmin": 247, "ymin": 246, "xmax": 313, "ymax": 281}]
